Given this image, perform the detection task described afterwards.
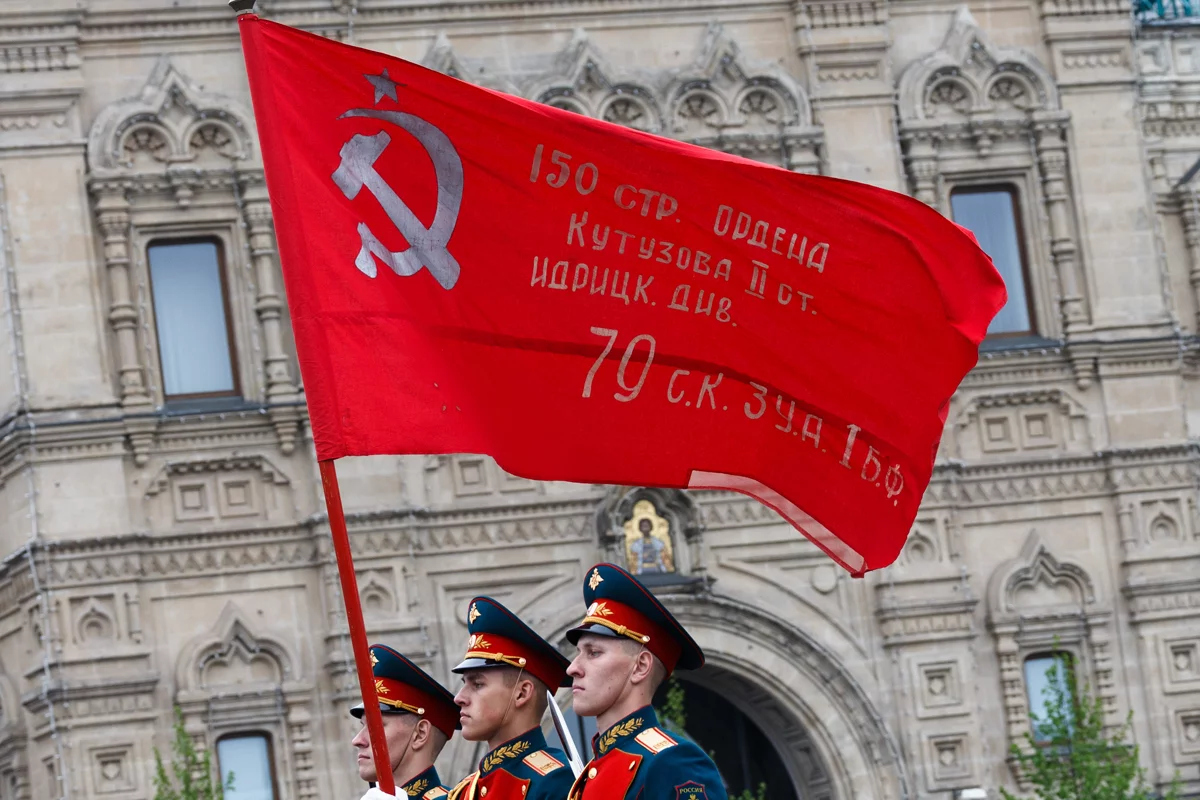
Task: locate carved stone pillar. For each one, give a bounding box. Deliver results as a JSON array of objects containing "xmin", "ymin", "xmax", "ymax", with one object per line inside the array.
[
  {"xmin": 1179, "ymin": 190, "xmax": 1200, "ymax": 331},
  {"xmin": 95, "ymin": 191, "xmax": 150, "ymax": 408},
  {"xmin": 287, "ymin": 704, "xmax": 318, "ymax": 800},
  {"xmin": 1034, "ymin": 118, "xmax": 1087, "ymax": 335},
  {"xmin": 901, "ymin": 132, "xmax": 939, "ymax": 206},
  {"xmin": 94, "ymin": 188, "xmax": 157, "ymax": 463},
  {"xmin": 238, "ymin": 174, "xmax": 300, "ymax": 454},
  {"xmin": 1034, "ymin": 116, "xmax": 1094, "ymax": 389}
]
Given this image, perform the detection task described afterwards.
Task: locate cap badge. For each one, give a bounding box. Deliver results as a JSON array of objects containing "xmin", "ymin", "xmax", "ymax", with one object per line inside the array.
[
  {"xmin": 370, "ymin": 650, "xmax": 379, "ymax": 667},
  {"xmin": 374, "ymin": 678, "xmax": 388, "ymax": 697},
  {"xmin": 588, "ymin": 601, "xmax": 613, "ymax": 618},
  {"xmin": 468, "ymin": 603, "xmax": 481, "ymax": 624},
  {"xmin": 588, "ymin": 569, "xmax": 604, "ymax": 591}
]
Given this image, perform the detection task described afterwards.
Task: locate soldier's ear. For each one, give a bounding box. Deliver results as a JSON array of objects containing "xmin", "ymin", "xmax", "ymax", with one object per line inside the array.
[
  {"xmin": 413, "ymin": 717, "xmax": 433, "ymax": 749},
  {"xmin": 632, "ymin": 649, "xmax": 656, "ymax": 685}
]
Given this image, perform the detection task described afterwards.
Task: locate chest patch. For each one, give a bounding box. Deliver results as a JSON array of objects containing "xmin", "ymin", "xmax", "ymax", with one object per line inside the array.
[
  {"xmin": 675, "ymin": 781, "xmax": 709, "ymax": 800},
  {"xmin": 635, "ymin": 727, "xmax": 678, "ymax": 754},
  {"xmin": 523, "ymin": 750, "xmax": 565, "ymax": 776}
]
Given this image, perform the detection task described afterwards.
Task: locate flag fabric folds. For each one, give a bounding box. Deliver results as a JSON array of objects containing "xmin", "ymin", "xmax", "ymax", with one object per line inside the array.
[{"xmin": 237, "ymin": 16, "xmax": 1005, "ymax": 574}]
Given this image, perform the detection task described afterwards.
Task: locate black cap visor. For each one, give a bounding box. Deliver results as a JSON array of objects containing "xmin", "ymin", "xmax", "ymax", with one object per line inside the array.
[
  {"xmin": 451, "ymin": 656, "xmax": 513, "ymax": 675},
  {"xmin": 566, "ymin": 622, "xmax": 623, "ymax": 646},
  {"xmin": 349, "ymin": 702, "xmax": 412, "ymax": 720}
]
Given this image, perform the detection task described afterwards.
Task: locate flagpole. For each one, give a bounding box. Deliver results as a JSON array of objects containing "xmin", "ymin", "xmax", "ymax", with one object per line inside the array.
[
  {"xmin": 318, "ymin": 459, "xmax": 396, "ymax": 795},
  {"xmin": 320, "ymin": 460, "xmax": 397, "ymax": 795}
]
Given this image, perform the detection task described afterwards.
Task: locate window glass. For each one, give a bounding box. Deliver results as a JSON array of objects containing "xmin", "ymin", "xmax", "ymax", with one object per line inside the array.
[
  {"xmin": 148, "ymin": 240, "xmax": 236, "ymax": 397},
  {"xmin": 1024, "ymin": 653, "xmax": 1073, "ymax": 742},
  {"xmin": 950, "ymin": 189, "xmax": 1032, "ymax": 336},
  {"xmin": 216, "ymin": 735, "xmax": 275, "ymax": 800}
]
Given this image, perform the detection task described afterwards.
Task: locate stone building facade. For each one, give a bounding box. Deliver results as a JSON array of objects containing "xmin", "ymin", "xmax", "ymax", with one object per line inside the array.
[{"xmin": 1, "ymin": 0, "xmax": 1199, "ymax": 799}]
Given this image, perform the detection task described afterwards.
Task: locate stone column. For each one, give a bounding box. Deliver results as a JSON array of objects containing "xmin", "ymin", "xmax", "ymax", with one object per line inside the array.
[
  {"xmin": 238, "ymin": 173, "xmax": 300, "ymax": 453},
  {"xmin": 1178, "ymin": 190, "xmax": 1200, "ymax": 330},
  {"xmin": 1034, "ymin": 117, "xmax": 1088, "ymax": 335},
  {"xmin": 94, "ymin": 190, "xmax": 150, "ymax": 408},
  {"xmin": 901, "ymin": 131, "xmax": 940, "ymax": 207}
]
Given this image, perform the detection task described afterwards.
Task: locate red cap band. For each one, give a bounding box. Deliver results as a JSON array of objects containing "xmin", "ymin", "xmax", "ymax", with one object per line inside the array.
[{"xmin": 580, "ymin": 598, "xmax": 682, "ymax": 673}]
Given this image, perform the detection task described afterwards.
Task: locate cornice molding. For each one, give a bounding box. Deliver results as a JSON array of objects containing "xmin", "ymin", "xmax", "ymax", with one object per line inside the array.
[{"xmin": 925, "ymin": 444, "xmax": 1196, "ymax": 506}]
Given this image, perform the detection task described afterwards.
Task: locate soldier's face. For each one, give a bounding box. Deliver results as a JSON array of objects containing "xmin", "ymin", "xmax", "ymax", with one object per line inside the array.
[
  {"xmin": 567, "ymin": 633, "xmax": 634, "ymax": 717},
  {"xmin": 454, "ymin": 668, "xmax": 511, "ymax": 741},
  {"xmin": 351, "ymin": 712, "xmax": 415, "ymax": 782}
]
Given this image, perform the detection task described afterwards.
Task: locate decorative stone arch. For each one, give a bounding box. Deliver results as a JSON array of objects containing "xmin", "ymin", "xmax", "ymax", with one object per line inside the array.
[
  {"xmin": 662, "ymin": 25, "xmax": 819, "ymax": 171},
  {"xmin": 84, "ymin": 57, "xmax": 300, "ymax": 460},
  {"xmin": 539, "ymin": 584, "xmax": 906, "ymax": 800},
  {"xmin": 174, "ymin": 603, "xmax": 317, "ymax": 800},
  {"xmin": 87, "ymin": 56, "xmax": 254, "ymax": 174},
  {"xmin": 523, "ymin": 26, "xmax": 822, "ymax": 171},
  {"xmin": 897, "ymin": 10, "xmax": 1057, "ymax": 124},
  {"xmin": 896, "ymin": 6, "xmax": 1091, "ymax": 372},
  {"xmin": 662, "ymin": 24, "xmax": 808, "ymax": 127},
  {"xmin": 986, "ymin": 531, "xmax": 1117, "ymax": 782}
]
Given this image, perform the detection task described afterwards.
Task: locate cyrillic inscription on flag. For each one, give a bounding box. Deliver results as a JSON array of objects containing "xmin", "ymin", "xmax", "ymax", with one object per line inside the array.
[{"xmin": 237, "ymin": 16, "xmax": 1006, "ymax": 574}]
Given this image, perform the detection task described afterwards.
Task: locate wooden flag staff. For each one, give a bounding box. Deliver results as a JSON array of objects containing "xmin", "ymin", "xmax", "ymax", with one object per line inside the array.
[{"xmin": 226, "ymin": 5, "xmax": 395, "ymax": 796}]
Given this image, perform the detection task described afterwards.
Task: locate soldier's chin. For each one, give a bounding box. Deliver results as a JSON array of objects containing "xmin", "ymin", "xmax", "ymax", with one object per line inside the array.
[{"xmin": 571, "ymin": 691, "xmax": 603, "ymax": 717}]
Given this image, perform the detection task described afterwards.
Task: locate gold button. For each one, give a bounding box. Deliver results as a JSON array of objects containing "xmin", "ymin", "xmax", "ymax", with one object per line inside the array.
[
  {"xmin": 588, "ymin": 767, "xmax": 598, "ymax": 779},
  {"xmin": 629, "ymin": 760, "xmax": 636, "ymax": 770},
  {"xmin": 481, "ymin": 788, "xmax": 487, "ymax": 797},
  {"xmin": 522, "ymin": 789, "xmax": 527, "ymax": 796}
]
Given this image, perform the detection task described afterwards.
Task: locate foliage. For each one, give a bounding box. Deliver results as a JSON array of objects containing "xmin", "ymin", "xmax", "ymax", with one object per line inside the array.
[
  {"xmin": 658, "ymin": 677, "xmax": 688, "ymax": 733},
  {"xmin": 656, "ymin": 679, "xmax": 769, "ymax": 800},
  {"xmin": 152, "ymin": 707, "xmax": 234, "ymax": 800},
  {"xmin": 731, "ymin": 784, "xmax": 768, "ymax": 800},
  {"xmin": 1000, "ymin": 657, "xmax": 1180, "ymax": 800}
]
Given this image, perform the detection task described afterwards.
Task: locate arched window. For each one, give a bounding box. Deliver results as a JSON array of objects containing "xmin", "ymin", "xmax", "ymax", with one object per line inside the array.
[{"xmin": 215, "ymin": 733, "xmax": 278, "ymax": 800}]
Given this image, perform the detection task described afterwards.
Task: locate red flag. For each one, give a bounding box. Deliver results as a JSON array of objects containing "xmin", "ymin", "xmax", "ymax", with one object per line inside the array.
[{"xmin": 237, "ymin": 16, "xmax": 1004, "ymax": 574}]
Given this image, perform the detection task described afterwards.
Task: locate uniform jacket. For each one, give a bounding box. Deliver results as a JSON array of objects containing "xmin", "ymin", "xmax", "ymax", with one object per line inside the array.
[
  {"xmin": 448, "ymin": 727, "xmax": 573, "ymax": 800},
  {"xmin": 399, "ymin": 766, "xmax": 450, "ymax": 799},
  {"xmin": 567, "ymin": 707, "xmax": 727, "ymax": 800}
]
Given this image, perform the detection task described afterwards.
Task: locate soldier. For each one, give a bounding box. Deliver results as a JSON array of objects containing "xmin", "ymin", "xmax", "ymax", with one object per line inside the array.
[
  {"xmin": 447, "ymin": 596, "xmax": 575, "ymax": 800},
  {"xmin": 352, "ymin": 644, "xmax": 457, "ymax": 800},
  {"xmin": 565, "ymin": 563, "xmax": 727, "ymax": 800}
]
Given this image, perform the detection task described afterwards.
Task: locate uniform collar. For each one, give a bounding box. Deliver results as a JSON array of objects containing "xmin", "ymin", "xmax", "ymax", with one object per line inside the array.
[
  {"xmin": 401, "ymin": 765, "xmax": 442, "ymax": 797},
  {"xmin": 479, "ymin": 727, "xmax": 548, "ymax": 775},
  {"xmin": 591, "ymin": 705, "xmax": 658, "ymax": 756}
]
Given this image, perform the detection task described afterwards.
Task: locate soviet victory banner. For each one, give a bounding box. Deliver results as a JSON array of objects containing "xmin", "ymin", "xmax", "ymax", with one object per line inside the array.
[{"xmin": 237, "ymin": 15, "xmax": 1005, "ymax": 575}]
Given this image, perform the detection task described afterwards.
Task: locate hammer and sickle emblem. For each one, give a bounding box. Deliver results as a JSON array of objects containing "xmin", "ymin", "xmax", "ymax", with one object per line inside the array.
[{"xmin": 331, "ymin": 108, "xmax": 464, "ymax": 290}]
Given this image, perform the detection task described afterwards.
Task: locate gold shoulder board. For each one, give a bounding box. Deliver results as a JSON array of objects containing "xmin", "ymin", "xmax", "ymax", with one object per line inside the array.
[
  {"xmin": 634, "ymin": 727, "xmax": 678, "ymax": 754},
  {"xmin": 523, "ymin": 750, "xmax": 565, "ymax": 776}
]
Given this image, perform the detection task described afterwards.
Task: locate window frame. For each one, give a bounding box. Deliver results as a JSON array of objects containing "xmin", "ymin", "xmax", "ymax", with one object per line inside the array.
[
  {"xmin": 949, "ymin": 183, "xmax": 1037, "ymax": 339},
  {"xmin": 214, "ymin": 731, "xmax": 280, "ymax": 800},
  {"xmin": 145, "ymin": 235, "xmax": 242, "ymax": 402}
]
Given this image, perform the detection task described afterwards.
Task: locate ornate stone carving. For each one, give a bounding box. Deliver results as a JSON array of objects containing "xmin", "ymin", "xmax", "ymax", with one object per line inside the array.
[
  {"xmin": 143, "ymin": 455, "xmax": 294, "ymax": 530},
  {"xmin": 987, "ymin": 531, "xmax": 1118, "ymax": 772},
  {"xmin": 951, "ymin": 389, "xmax": 1093, "ymax": 461},
  {"xmin": 86, "ymin": 56, "xmax": 252, "ymax": 174},
  {"xmin": 430, "ymin": 26, "xmax": 823, "ymax": 172}
]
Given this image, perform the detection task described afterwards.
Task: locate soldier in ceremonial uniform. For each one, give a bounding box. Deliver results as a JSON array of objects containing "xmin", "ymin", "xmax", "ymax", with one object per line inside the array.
[
  {"xmin": 447, "ymin": 596, "xmax": 575, "ymax": 800},
  {"xmin": 351, "ymin": 644, "xmax": 457, "ymax": 800},
  {"xmin": 565, "ymin": 563, "xmax": 727, "ymax": 800}
]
